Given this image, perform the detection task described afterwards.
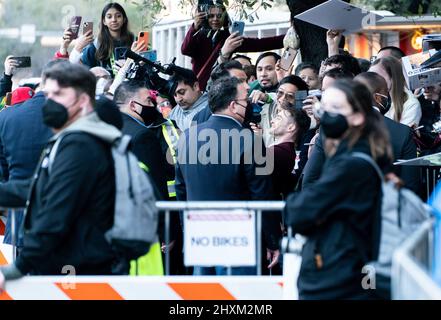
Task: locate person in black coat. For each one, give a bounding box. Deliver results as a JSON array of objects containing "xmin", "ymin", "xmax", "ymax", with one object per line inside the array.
[
  {"xmin": 114, "ymin": 81, "xmax": 169, "ymax": 200},
  {"xmin": 0, "ymin": 62, "xmax": 118, "ymax": 283},
  {"xmin": 176, "ymin": 77, "xmax": 281, "ymax": 275},
  {"xmin": 114, "ymin": 81, "xmax": 189, "ymax": 275},
  {"xmin": 302, "ymin": 73, "xmax": 420, "ymax": 193},
  {"xmin": 285, "ymin": 80, "xmax": 392, "ymax": 300}
]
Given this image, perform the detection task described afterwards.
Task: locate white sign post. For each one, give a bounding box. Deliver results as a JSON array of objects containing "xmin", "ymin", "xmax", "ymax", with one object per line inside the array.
[{"xmin": 184, "ymin": 210, "xmax": 256, "ymax": 267}]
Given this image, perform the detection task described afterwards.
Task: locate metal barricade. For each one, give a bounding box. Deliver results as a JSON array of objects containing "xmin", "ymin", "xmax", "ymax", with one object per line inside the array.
[
  {"xmin": 392, "ymin": 219, "xmax": 441, "ymax": 299},
  {"xmin": 156, "ymin": 201, "xmax": 285, "ymax": 276},
  {"xmin": 0, "ymin": 208, "xmax": 21, "ymax": 263}
]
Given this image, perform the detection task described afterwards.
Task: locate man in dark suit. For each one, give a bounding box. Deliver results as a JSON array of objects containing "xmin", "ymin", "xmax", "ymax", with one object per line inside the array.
[
  {"xmin": 0, "ymin": 75, "xmax": 53, "ymax": 246},
  {"xmin": 176, "ymin": 76, "xmax": 281, "ymax": 275},
  {"xmin": 302, "ymin": 72, "xmax": 420, "ymax": 193}
]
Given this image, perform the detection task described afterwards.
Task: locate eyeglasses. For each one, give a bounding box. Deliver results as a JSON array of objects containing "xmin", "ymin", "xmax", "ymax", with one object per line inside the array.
[
  {"xmin": 208, "ymin": 13, "xmax": 223, "ymax": 19},
  {"xmin": 158, "ymin": 101, "xmax": 171, "ymax": 108},
  {"xmin": 276, "ymin": 90, "xmax": 296, "ymax": 101}
]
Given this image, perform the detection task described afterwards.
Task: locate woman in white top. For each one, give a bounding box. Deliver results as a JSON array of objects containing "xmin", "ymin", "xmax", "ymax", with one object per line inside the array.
[{"xmin": 369, "ymin": 56, "xmax": 421, "ymax": 127}]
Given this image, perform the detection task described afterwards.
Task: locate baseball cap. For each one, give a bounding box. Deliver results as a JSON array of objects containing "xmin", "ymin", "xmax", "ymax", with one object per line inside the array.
[{"xmin": 10, "ymin": 87, "xmax": 35, "ymax": 106}]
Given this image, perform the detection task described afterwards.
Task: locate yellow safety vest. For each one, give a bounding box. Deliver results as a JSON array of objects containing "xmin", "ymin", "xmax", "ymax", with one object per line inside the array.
[
  {"xmin": 161, "ymin": 120, "xmax": 180, "ymax": 198},
  {"xmin": 130, "ymin": 242, "xmax": 164, "ymax": 276},
  {"xmin": 128, "ymin": 162, "xmax": 163, "ymax": 275}
]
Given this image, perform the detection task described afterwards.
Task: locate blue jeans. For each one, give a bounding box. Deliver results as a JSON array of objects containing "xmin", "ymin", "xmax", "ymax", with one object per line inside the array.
[
  {"xmin": 193, "ymin": 266, "xmax": 257, "ymax": 276},
  {"xmin": 3, "ymin": 209, "xmax": 24, "ymax": 247}
]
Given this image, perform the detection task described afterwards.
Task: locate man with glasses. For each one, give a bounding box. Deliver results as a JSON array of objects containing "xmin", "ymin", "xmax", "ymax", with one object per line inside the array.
[
  {"xmin": 193, "ymin": 60, "xmax": 249, "ymax": 125},
  {"xmin": 253, "ymin": 75, "xmax": 309, "ymax": 147},
  {"xmin": 176, "ymin": 76, "xmax": 281, "ymax": 276}
]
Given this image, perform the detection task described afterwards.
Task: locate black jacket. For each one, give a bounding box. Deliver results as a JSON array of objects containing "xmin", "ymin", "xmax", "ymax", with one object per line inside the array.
[
  {"xmin": 12, "ymin": 132, "xmax": 116, "ymax": 275},
  {"xmin": 121, "ymin": 113, "xmax": 169, "ymax": 200},
  {"xmin": 285, "ymin": 139, "xmax": 382, "ymax": 299},
  {"xmin": 302, "ymin": 116, "xmax": 420, "ymax": 192},
  {"xmin": 176, "ymin": 115, "xmax": 281, "ymax": 249}
]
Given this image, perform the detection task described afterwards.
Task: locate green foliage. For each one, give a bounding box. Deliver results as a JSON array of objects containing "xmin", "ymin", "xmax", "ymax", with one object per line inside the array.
[{"xmin": 178, "ymin": 0, "xmax": 280, "ymax": 23}]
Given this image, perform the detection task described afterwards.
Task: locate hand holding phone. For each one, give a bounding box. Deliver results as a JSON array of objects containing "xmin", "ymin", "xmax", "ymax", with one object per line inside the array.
[
  {"xmin": 137, "ymin": 31, "xmax": 149, "ymax": 52},
  {"xmin": 68, "ymin": 16, "xmax": 82, "ymax": 39},
  {"xmin": 4, "ymin": 56, "xmax": 18, "ymax": 76},
  {"xmin": 294, "ymin": 90, "xmax": 308, "ymax": 111},
  {"xmin": 82, "ymin": 22, "xmax": 93, "ymax": 36},
  {"xmin": 279, "ymin": 48, "xmax": 298, "ymax": 71},
  {"xmin": 11, "ymin": 57, "xmax": 31, "ymax": 68},
  {"xmin": 230, "ymin": 21, "xmax": 245, "ymax": 36}
]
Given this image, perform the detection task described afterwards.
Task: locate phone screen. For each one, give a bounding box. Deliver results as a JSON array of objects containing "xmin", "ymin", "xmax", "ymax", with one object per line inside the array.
[
  {"xmin": 69, "ymin": 16, "xmax": 82, "ymax": 39},
  {"xmin": 12, "ymin": 57, "xmax": 32, "ymax": 68},
  {"xmin": 294, "ymin": 90, "xmax": 308, "ymax": 110}
]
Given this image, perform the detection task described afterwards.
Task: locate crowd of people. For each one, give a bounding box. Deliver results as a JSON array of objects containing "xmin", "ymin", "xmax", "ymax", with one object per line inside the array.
[{"xmin": 0, "ymin": 1, "xmax": 439, "ymax": 300}]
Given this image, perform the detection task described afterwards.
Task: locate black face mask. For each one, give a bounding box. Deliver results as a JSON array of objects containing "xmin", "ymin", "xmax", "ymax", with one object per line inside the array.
[
  {"xmin": 134, "ymin": 101, "xmax": 161, "ymax": 125},
  {"xmin": 376, "ymin": 94, "xmax": 392, "ymax": 115},
  {"xmin": 235, "ymin": 100, "xmax": 253, "ymax": 125},
  {"xmin": 320, "ymin": 111, "xmax": 349, "ymax": 139},
  {"xmin": 42, "ymin": 99, "xmax": 69, "ymax": 129}
]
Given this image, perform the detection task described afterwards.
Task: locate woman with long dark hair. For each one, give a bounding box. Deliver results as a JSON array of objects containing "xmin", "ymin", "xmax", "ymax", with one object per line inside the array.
[
  {"xmin": 284, "ymin": 79, "xmax": 392, "ymax": 300},
  {"xmin": 81, "ymin": 2, "xmax": 134, "ymax": 76}
]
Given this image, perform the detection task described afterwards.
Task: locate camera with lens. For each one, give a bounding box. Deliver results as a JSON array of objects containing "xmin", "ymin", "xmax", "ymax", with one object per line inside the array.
[{"xmin": 124, "ymin": 50, "xmax": 191, "ymax": 106}]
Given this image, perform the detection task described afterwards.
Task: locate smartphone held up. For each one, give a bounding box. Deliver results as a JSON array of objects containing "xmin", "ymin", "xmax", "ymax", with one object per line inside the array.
[{"xmin": 11, "ymin": 57, "xmax": 31, "ymax": 68}]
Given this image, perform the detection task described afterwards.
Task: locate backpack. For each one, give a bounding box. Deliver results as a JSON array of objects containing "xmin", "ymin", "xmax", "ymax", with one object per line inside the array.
[
  {"xmin": 48, "ymin": 133, "xmax": 159, "ymax": 262},
  {"xmin": 352, "ymin": 152, "xmax": 431, "ymax": 294}
]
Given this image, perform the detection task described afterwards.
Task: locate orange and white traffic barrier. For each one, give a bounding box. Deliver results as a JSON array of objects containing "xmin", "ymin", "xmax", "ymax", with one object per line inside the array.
[{"xmin": 0, "ymin": 276, "xmax": 285, "ymax": 300}]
